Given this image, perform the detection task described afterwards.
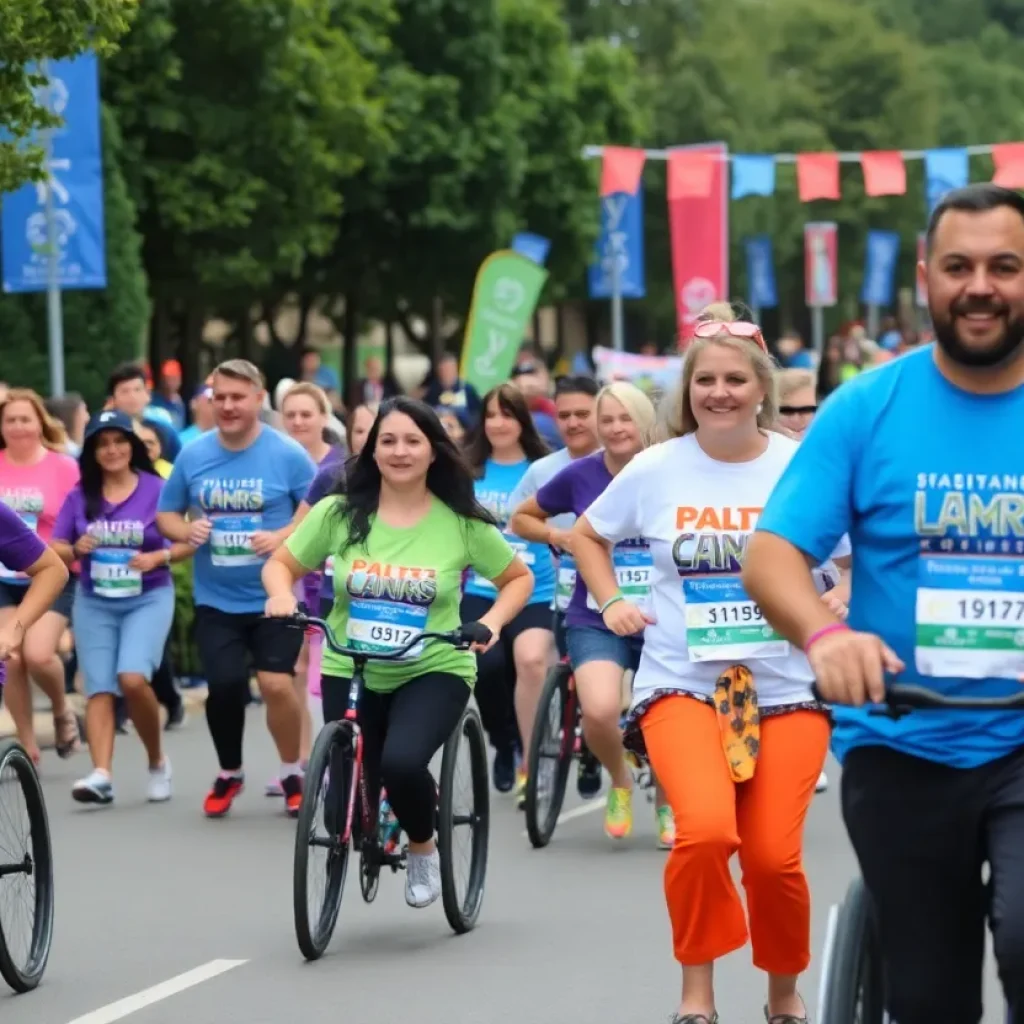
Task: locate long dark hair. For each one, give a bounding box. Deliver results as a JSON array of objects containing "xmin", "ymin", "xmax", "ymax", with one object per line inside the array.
[
  {"xmin": 464, "ymin": 383, "xmax": 549, "ymax": 474},
  {"xmin": 330, "ymin": 396, "xmax": 495, "ymax": 556},
  {"xmin": 80, "ymin": 426, "xmax": 156, "ymax": 521}
]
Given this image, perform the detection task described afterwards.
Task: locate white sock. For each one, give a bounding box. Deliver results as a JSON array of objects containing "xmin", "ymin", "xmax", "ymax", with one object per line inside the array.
[{"xmin": 280, "ymin": 761, "xmax": 302, "ymax": 779}]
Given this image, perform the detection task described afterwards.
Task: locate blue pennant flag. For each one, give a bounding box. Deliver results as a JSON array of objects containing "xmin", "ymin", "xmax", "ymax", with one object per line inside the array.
[
  {"xmin": 744, "ymin": 235, "xmax": 777, "ymax": 309},
  {"xmin": 861, "ymin": 230, "xmax": 900, "ymax": 308},
  {"xmin": 924, "ymin": 148, "xmax": 969, "ymax": 216},
  {"xmin": 731, "ymin": 155, "xmax": 775, "ymax": 199},
  {"xmin": 588, "ymin": 191, "xmax": 645, "ymax": 299},
  {"xmin": 511, "ymin": 232, "xmax": 551, "ymax": 266}
]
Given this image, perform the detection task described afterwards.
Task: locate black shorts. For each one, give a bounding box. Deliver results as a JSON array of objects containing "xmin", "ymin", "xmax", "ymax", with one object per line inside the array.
[
  {"xmin": 460, "ymin": 594, "xmax": 554, "ymax": 644},
  {"xmin": 194, "ymin": 605, "xmax": 303, "ymax": 686},
  {"xmin": 0, "ymin": 577, "xmax": 74, "ymax": 619}
]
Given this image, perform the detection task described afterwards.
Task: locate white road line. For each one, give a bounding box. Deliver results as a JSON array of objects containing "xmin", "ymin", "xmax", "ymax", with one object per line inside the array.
[
  {"xmin": 65, "ymin": 959, "xmax": 249, "ymax": 1024},
  {"xmin": 520, "ymin": 799, "xmax": 604, "ymax": 836}
]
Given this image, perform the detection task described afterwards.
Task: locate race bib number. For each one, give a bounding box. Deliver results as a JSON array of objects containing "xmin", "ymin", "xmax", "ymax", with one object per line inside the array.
[
  {"xmin": 916, "ymin": 555, "xmax": 1024, "ymax": 679},
  {"xmin": 683, "ymin": 575, "xmax": 789, "ymax": 662},
  {"xmin": 210, "ymin": 514, "xmax": 263, "ymax": 567},
  {"xmin": 556, "ymin": 554, "xmax": 577, "ymax": 613},
  {"xmin": 586, "ymin": 546, "xmax": 654, "ymax": 611},
  {"xmin": 471, "ymin": 535, "xmax": 533, "ymax": 593},
  {"xmin": 0, "ymin": 514, "xmax": 38, "ymax": 580},
  {"xmin": 346, "ymin": 598, "xmax": 429, "ymax": 660},
  {"xmin": 91, "ymin": 548, "xmax": 143, "ymax": 599}
]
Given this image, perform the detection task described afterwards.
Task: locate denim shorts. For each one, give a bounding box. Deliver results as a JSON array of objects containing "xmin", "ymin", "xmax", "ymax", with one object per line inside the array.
[
  {"xmin": 72, "ymin": 583, "xmax": 175, "ymax": 697},
  {"xmin": 566, "ymin": 625, "xmax": 643, "ymax": 673}
]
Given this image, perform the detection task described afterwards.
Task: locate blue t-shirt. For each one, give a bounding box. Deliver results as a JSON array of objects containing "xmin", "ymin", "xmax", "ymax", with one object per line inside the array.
[
  {"xmin": 757, "ymin": 345, "xmax": 1024, "ymax": 769},
  {"xmin": 158, "ymin": 427, "xmax": 316, "ymax": 613},
  {"xmin": 464, "ymin": 458, "xmax": 554, "ymax": 605}
]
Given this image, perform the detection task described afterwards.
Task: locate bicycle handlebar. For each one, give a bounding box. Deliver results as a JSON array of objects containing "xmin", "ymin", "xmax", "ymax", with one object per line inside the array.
[
  {"xmin": 281, "ymin": 612, "xmax": 492, "ymax": 661},
  {"xmin": 811, "ymin": 681, "xmax": 1024, "ymax": 714}
]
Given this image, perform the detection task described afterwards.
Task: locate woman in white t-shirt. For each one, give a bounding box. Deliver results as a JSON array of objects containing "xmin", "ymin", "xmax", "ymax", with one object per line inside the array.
[{"xmin": 572, "ymin": 312, "xmax": 841, "ymax": 1024}]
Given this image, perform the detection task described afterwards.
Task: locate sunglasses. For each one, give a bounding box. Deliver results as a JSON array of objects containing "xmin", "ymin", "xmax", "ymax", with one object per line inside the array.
[
  {"xmin": 692, "ymin": 319, "xmax": 768, "ymax": 352},
  {"xmin": 779, "ymin": 405, "xmax": 818, "ymax": 416}
]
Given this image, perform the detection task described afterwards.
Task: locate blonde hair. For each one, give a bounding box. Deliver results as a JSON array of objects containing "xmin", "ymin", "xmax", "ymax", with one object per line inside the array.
[
  {"xmin": 659, "ymin": 303, "xmax": 778, "ymax": 439},
  {"xmin": 0, "ymin": 388, "xmax": 68, "ymax": 451},
  {"xmin": 213, "ymin": 358, "xmax": 264, "ymax": 389},
  {"xmin": 776, "ymin": 368, "xmax": 817, "ymax": 403},
  {"xmin": 595, "ymin": 381, "xmax": 657, "ymax": 449},
  {"xmin": 281, "ymin": 381, "xmax": 331, "ymax": 418}
]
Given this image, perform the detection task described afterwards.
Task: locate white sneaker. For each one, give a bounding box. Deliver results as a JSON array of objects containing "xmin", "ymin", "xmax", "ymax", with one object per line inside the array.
[
  {"xmin": 815, "ymin": 770, "xmax": 828, "ymax": 794},
  {"xmin": 72, "ymin": 768, "xmax": 114, "ymax": 805},
  {"xmin": 147, "ymin": 758, "xmax": 172, "ymax": 802},
  {"xmin": 405, "ymin": 849, "xmax": 441, "ymax": 909}
]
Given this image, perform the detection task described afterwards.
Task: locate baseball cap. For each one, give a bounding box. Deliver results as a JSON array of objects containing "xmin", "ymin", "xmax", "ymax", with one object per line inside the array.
[
  {"xmin": 161, "ymin": 359, "xmax": 182, "ymax": 378},
  {"xmin": 84, "ymin": 409, "xmax": 136, "ymax": 443}
]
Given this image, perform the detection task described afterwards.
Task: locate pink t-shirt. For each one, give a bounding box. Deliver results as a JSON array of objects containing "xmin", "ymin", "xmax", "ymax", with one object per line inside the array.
[{"xmin": 0, "ymin": 449, "xmax": 80, "ymax": 579}]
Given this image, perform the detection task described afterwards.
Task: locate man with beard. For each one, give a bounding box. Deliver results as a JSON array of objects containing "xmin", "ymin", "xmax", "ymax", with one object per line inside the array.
[{"xmin": 741, "ymin": 182, "xmax": 1024, "ymax": 1023}]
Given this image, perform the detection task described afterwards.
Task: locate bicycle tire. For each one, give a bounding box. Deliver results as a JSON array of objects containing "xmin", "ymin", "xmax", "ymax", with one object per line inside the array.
[
  {"xmin": 438, "ymin": 706, "xmax": 489, "ymax": 934},
  {"xmin": 820, "ymin": 877, "xmax": 885, "ymax": 1024},
  {"xmin": 293, "ymin": 721, "xmax": 352, "ymax": 961},
  {"xmin": 524, "ymin": 662, "xmax": 575, "ymax": 848},
  {"xmin": 0, "ymin": 738, "xmax": 54, "ymax": 993}
]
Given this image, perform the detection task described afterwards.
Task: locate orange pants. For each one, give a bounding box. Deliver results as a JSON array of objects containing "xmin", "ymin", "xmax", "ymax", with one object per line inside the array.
[{"xmin": 640, "ymin": 695, "xmax": 829, "ymax": 974}]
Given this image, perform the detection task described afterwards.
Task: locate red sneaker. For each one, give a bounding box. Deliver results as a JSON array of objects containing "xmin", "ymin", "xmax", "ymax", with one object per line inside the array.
[
  {"xmin": 281, "ymin": 774, "xmax": 303, "ymax": 818},
  {"xmin": 204, "ymin": 774, "xmax": 244, "ymax": 818}
]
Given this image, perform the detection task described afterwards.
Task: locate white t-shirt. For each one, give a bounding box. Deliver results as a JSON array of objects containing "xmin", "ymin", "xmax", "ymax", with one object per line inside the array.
[
  {"xmin": 585, "ymin": 432, "xmax": 846, "ymax": 709},
  {"xmin": 508, "ymin": 447, "xmax": 575, "ymax": 531}
]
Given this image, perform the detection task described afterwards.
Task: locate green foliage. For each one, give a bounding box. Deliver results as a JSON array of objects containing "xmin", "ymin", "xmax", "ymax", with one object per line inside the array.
[{"xmin": 0, "ymin": 0, "xmax": 138, "ymax": 193}]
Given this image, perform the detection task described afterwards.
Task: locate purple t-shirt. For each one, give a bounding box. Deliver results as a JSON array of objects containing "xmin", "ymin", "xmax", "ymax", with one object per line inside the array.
[
  {"xmin": 53, "ymin": 472, "xmax": 171, "ymax": 596},
  {"xmin": 303, "ymin": 449, "xmax": 346, "ymax": 607},
  {"xmin": 0, "ymin": 501, "xmax": 46, "ymax": 575},
  {"xmin": 536, "ymin": 451, "xmax": 652, "ymax": 630}
]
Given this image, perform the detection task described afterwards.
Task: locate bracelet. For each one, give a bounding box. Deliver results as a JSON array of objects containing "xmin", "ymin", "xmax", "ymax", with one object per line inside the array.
[
  {"xmin": 599, "ymin": 594, "xmax": 625, "ymax": 615},
  {"xmin": 804, "ymin": 622, "xmax": 850, "ymax": 653}
]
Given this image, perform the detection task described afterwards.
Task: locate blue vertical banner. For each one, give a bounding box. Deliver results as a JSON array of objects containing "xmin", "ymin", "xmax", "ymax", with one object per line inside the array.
[
  {"xmin": 1, "ymin": 54, "xmax": 107, "ymax": 293},
  {"xmin": 744, "ymin": 235, "xmax": 777, "ymax": 310},
  {"xmin": 924, "ymin": 148, "xmax": 969, "ymax": 217},
  {"xmin": 587, "ymin": 190, "xmax": 645, "ymax": 299},
  {"xmin": 511, "ymin": 232, "xmax": 551, "ymax": 266},
  {"xmin": 861, "ymin": 230, "xmax": 901, "ymax": 307}
]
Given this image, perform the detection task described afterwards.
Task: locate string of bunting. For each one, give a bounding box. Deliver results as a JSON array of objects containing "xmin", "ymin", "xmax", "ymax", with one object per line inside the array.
[{"xmin": 587, "ymin": 142, "xmax": 1024, "ymax": 202}]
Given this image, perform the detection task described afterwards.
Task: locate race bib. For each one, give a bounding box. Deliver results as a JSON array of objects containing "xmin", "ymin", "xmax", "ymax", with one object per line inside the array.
[
  {"xmin": 471, "ymin": 535, "xmax": 533, "ymax": 593},
  {"xmin": 916, "ymin": 555, "xmax": 1024, "ymax": 679},
  {"xmin": 683, "ymin": 575, "xmax": 789, "ymax": 662},
  {"xmin": 210, "ymin": 514, "xmax": 263, "ymax": 567},
  {"xmin": 0, "ymin": 514, "xmax": 38, "ymax": 580},
  {"xmin": 586, "ymin": 546, "xmax": 654, "ymax": 611},
  {"xmin": 556, "ymin": 554, "xmax": 577, "ymax": 613},
  {"xmin": 91, "ymin": 548, "xmax": 143, "ymax": 599},
  {"xmin": 324, "ymin": 555, "xmax": 335, "ymax": 578},
  {"xmin": 346, "ymin": 597, "xmax": 429, "ymax": 660}
]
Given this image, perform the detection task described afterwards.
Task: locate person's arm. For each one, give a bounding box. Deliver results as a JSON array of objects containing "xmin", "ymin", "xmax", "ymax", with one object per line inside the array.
[
  {"xmin": 466, "ymin": 520, "xmax": 534, "ymax": 652},
  {"xmin": 510, "ymin": 465, "xmax": 574, "ymax": 550},
  {"xmin": 264, "ymin": 499, "xmax": 333, "ymax": 615},
  {"xmin": 156, "ymin": 451, "xmax": 208, "ymax": 545},
  {"xmin": 508, "ymin": 495, "xmax": 557, "ymax": 546}
]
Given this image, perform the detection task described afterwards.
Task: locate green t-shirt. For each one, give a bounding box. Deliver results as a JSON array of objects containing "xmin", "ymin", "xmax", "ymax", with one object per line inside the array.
[{"xmin": 287, "ymin": 495, "xmax": 515, "ymax": 692}]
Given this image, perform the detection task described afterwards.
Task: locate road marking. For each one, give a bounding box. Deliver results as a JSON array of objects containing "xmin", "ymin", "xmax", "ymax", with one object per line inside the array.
[
  {"xmin": 520, "ymin": 799, "xmax": 604, "ymax": 836},
  {"xmin": 65, "ymin": 959, "xmax": 249, "ymax": 1024}
]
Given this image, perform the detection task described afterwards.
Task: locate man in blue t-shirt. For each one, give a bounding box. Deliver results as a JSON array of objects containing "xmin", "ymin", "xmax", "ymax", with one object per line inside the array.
[
  {"xmin": 158, "ymin": 359, "xmax": 316, "ymax": 820},
  {"xmin": 743, "ymin": 183, "xmax": 1024, "ymax": 1024}
]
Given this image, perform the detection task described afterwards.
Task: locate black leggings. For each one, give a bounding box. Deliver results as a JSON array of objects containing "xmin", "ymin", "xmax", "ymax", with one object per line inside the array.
[
  {"xmin": 842, "ymin": 744, "xmax": 1024, "ymax": 1023},
  {"xmin": 322, "ymin": 672, "xmax": 469, "ymax": 844}
]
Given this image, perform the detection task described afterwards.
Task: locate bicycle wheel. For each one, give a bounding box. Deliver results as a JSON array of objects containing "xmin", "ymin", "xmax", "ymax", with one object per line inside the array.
[
  {"xmin": 293, "ymin": 721, "xmax": 352, "ymax": 961},
  {"xmin": 524, "ymin": 662, "xmax": 575, "ymax": 848},
  {"xmin": 819, "ymin": 877, "xmax": 885, "ymax": 1024},
  {"xmin": 0, "ymin": 738, "xmax": 54, "ymax": 993},
  {"xmin": 438, "ymin": 705, "xmax": 489, "ymax": 934}
]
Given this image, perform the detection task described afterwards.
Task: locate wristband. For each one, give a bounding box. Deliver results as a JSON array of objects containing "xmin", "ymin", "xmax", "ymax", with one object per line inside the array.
[
  {"xmin": 804, "ymin": 622, "xmax": 849, "ymax": 654},
  {"xmin": 599, "ymin": 594, "xmax": 625, "ymax": 615}
]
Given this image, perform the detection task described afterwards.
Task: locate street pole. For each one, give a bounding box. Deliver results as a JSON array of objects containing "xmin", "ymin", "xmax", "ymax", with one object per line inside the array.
[
  {"xmin": 610, "ymin": 249, "xmax": 624, "ymax": 352},
  {"xmin": 866, "ymin": 303, "xmax": 880, "ymax": 341},
  {"xmin": 811, "ymin": 305, "xmax": 825, "ymax": 358},
  {"xmin": 42, "ymin": 61, "xmax": 65, "ymax": 397}
]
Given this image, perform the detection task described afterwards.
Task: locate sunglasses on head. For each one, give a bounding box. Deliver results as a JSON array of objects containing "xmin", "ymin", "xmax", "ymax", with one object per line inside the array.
[
  {"xmin": 692, "ymin": 319, "xmax": 768, "ymax": 352},
  {"xmin": 779, "ymin": 404, "xmax": 818, "ymax": 416}
]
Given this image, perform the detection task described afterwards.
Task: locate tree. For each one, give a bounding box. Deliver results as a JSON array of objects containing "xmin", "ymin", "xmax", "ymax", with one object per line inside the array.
[{"xmin": 0, "ymin": 0, "xmax": 138, "ymax": 193}]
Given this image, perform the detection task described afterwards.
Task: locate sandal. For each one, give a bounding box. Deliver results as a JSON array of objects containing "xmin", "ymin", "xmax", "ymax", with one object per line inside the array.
[
  {"xmin": 764, "ymin": 996, "xmax": 809, "ymax": 1023},
  {"xmin": 672, "ymin": 1015, "xmax": 720, "ymax": 1024},
  {"xmin": 53, "ymin": 708, "xmax": 81, "ymax": 759}
]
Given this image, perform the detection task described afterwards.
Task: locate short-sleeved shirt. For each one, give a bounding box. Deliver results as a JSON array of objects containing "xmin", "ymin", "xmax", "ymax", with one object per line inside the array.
[
  {"xmin": 54, "ymin": 473, "xmax": 171, "ymax": 597},
  {"xmin": 301, "ymin": 448, "xmax": 346, "ymax": 607},
  {"xmin": 287, "ymin": 495, "xmax": 515, "ymax": 692},
  {"xmin": 537, "ymin": 451, "xmax": 653, "ymax": 628},
  {"xmin": 586, "ymin": 432, "xmax": 845, "ymax": 710},
  {"xmin": 463, "ymin": 458, "xmax": 555, "ymax": 606},
  {"xmin": 757, "ymin": 345, "xmax": 1024, "ymax": 769},
  {"xmin": 158, "ymin": 427, "xmax": 316, "ymax": 613},
  {"xmin": 0, "ymin": 502, "xmax": 45, "ymax": 575}
]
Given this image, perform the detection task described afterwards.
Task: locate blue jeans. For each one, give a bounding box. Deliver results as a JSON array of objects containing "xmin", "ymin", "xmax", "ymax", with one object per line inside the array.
[{"xmin": 565, "ymin": 625, "xmax": 643, "ymax": 673}]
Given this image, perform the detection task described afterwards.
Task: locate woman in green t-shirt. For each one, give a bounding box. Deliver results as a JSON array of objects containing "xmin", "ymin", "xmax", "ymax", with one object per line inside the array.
[{"xmin": 262, "ymin": 397, "xmax": 534, "ymax": 910}]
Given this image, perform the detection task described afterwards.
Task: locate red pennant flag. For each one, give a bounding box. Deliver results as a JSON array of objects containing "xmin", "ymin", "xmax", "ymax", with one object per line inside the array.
[
  {"xmin": 992, "ymin": 143, "xmax": 1024, "ymax": 189},
  {"xmin": 796, "ymin": 152, "xmax": 840, "ymax": 202},
  {"xmin": 861, "ymin": 150, "xmax": 906, "ymax": 197},
  {"xmin": 667, "ymin": 150, "xmax": 716, "ymax": 199},
  {"xmin": 599, "ymin": 146, "xmax": 646, "ymax": 197}
]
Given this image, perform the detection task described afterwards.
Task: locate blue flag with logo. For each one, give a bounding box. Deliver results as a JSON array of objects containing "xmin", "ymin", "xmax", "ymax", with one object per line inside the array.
[
  {"xmin": 924, "ymin": 148, "xmax": 969, "ymax": 217},
  {"xmin": 1, "ymin": 54, "xmax": 106, "ymax": 293},
  {"xmin": 744, "ymin": 235, "xmax": 777, "ymax": 309},
  {"xmin": 588, "ymin": 190, "xmax": 645, "ymax": 299},
  {"xmin": 861, "ymin": 230, "xmax": 900, "ymax": 307},
  {"xmin": 511, "ymin": 232, "xmax": 551, "ymax": 266}
]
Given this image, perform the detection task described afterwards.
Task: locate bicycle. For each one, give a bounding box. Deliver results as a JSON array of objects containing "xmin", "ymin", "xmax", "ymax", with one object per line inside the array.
[
  {"xmin": 289, "ymin": 613, "xmax": 491, "ymax": 961},
  {"xmin": 815, "ymin": 682, "xmax": 1021, "ymax": 1024},
  {"xmin": 0, "ymin": 662, "xmax": 55, "ymax": 994},
  {"xmin": 523, "ymin": 656, "xmax": 653, "ymax": 848}
]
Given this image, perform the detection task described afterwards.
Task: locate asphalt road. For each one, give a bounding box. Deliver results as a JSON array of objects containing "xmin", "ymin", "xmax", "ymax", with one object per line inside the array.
[{"xmin": 0, "ymin": 707, "xmax": 1006, "ymax": 1024}]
